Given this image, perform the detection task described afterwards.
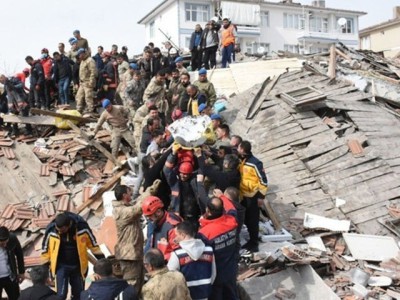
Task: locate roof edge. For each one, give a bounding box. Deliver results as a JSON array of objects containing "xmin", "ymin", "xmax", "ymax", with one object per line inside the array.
[
  {"xmin": 359, "ymin": 18, "xmax": 400, "ymax": 35},
  {"xmin": 138, "ymin": 0, "xmax": 171, "ymax": 25}
]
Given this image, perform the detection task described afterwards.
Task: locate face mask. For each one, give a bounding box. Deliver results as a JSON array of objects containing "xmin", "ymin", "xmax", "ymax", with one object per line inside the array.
[{"xmin": 41, "ymin": 53, "xmax": 48, "ymax": 59}]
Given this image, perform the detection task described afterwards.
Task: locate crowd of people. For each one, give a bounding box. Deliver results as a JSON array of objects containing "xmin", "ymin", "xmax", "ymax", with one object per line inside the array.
[{"xmin": 0, "ymin": 18, "xmax": 269, "ymax": 300}]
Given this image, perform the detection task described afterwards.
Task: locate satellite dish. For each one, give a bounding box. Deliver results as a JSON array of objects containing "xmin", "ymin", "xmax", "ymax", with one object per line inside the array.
[
  {"xmin": 257, "ymin": 47, "xmax": 266, "ymax": 54},
  {"xmin": 338, "ymin": 18, "xmax": 347, "ymax": 27}
]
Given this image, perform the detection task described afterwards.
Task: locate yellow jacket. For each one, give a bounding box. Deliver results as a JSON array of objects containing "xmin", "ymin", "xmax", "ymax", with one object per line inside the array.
[
  {"xmin": 41, "ymin": 213, "xmax": 104, "ymax": 278},
  {"xmin": 239, "ymin": 155, "xmax": 268, "ymax": 198}
]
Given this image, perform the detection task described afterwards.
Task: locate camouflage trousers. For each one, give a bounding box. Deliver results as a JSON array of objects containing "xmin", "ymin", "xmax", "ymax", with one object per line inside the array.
[{"xmin": 119, "ymin": 259, "xmax": 144, "ymax": 294}]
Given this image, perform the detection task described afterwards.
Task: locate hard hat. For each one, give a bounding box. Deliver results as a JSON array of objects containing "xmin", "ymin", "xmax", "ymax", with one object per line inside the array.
[
  {"xmin": 22, "ymin": 68, "xmax": 30, "ymax": 74},
  {"xmin": 41, "ymin": 48, "xmax": 49, "ymax": 54},
  {"xmin": 179, "ymin": 162, "xmax": 194, "ymax": 174},
  {"xmin": 142, "ymin": 196, "xmax": 164, "ymax": 216},
  {"xmin": 169, "ymin": 48, "xmax": 178, "ymax": 55},
  {"xmin": 76, "ymin": 48, "xmax": 86, "ymax": 56},
  {"xmin": 101, "ymin": 51, "xmax": 111, "ymax": 58},
  {"xmin": 69, "ymin": 37, "xmax": 78, "ymax": 45},
  {"xmin": 102, "ymin": 99, "xmax": 111, "ymax": 108}
]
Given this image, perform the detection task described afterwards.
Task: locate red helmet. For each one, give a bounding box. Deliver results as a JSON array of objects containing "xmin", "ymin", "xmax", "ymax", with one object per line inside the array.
[
  {"xmin": 22, "ymin": 68, "xmax": 30, "ymax": 74},
  {"xmin": 179, "ymin": 162, "xmax": 194, "ymax": 174},
  {"xmin": 142, "ymin": 196, "xmax": 164, "ymax": 216},
  {"xmin": 101, "ymin": 51, "xmax": 111, "ymax": 58},
  {"xmin": 41, "ymin": 48, "xmax": 49, "ymax": 53}
]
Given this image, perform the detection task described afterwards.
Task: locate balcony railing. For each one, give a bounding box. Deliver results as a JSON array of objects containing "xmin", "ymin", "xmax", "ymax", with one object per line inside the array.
[{"xmin": 236, "ymin": 25, "xmax": 261, "ymax": 36}]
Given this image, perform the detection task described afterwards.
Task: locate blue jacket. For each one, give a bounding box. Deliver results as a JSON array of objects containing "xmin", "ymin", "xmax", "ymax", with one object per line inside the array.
[
  {"xmin": 80, "ymin": 277, "xmax": 137, "ymax": 300},
  {"xmin": 190, "ymin": 30, "xmax": 203, "ymax": 51},
  {"xmin": 92, "ymin": 53, "xmax": 104, "ymax": 71}
]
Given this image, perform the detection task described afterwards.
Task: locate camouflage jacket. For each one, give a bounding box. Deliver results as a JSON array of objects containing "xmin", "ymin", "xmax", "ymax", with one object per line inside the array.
[
  {"xmin": 193, "ymin": 79, "xmax": 217, "ymax": 107},
  {"xmin": 79, "ymin": 55, "xmax": 96, "ymax": 87}
]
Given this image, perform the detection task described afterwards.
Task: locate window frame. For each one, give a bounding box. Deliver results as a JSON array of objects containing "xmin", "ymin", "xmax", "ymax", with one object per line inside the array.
[{"xmin": 185, "ymin": 3, "xmax": 210, "ymax": 22}]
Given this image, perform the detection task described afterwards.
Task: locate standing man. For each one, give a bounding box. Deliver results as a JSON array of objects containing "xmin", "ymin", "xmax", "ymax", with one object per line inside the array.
[
  {"xmin": 117, "ymin": 54, "xmax": 130, "ymax": 79},
  {"xmin": 92, "ymin": 99, "xmax": 136, "ymax": 159},
  {"xmin": 120, "ymin": 46, "xmax": 129, "ymax": 62},
  {"xmin": 25, "ymin": 55, "xmax": 45, "ymax": 109},
  {"xmin": 112, "ymin": 185, "xmax": 144, "ymax": 293},
  {"xmin": 93, "ymin": 46, "xmax": 105, "ymax": 72},
  {"xmin": 53, "ymin": 52, "xmax": 74, "ymax": 106},
  {"xmin": 100, "ymin": 51, "xmax": 118, "ymax": 102},
  {"xmin": 75, "ymin": 48, "xmax": 96, "ymax": 114},
  {"xmin": 41, "ymin": 212, "xmax": 105, "ymax": 300},
  {"xmin": 220, "ymin": 17, "xmax": 237, "ymax": 68},
  {"xmin": 73, "ymin": 29, "xmax": 89, "ymax": 50},
  {"xmin": 143, "ymin": 70, "xmax": 167, "ymax": 123},
  {"xmin": 40, "ymin": 48, "xmax": 54, "ymax": 110},
  {"xmin": 58, "ymin": 42, "xmax": 68, "ymax": 58},
  {"xmin": 168, "ymin": 221, "xmax": 216, "ymax": 300},
  {"xmin": 198, "ymin": 197, "xmax": 239, "ymax": 300},
  {"xmin": 238, "ymin": 140, "xmax": 268, "ymax": 253},
  {"xmin": 201, "ymin": 20, "xmax": 220, "ymax": 70},
  {"xmin": 193, "ymin": 68, "xmax": 217, "ymax": 108},
  {"xmin": 142, "ymin": 249, "xmax": 191, "ymax": 300},
  {"xmin": 189, "ymin": 24, "xmax": 203, "ymax": 71},
  {"xmin": 0, "ymin": 226, "xmax": 25, "ymax": 300}
]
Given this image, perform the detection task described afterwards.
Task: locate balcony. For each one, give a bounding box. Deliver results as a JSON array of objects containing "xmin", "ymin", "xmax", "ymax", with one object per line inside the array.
[
  {"xmin": 297, "ymin": 30, "xmax": 358, "ymax": 45},
  {"xmin": 236, "ymin": 25, "xmax": 261, "ymax": 36}
]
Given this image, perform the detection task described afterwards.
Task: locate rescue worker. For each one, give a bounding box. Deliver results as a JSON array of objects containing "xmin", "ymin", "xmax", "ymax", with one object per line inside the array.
[
  {"xmin": 193, "ymin": 68, "xmax": 217, "ymax": 107},
  {"xmin": 152, "ymin": 47, "xmax": 169, "ymax": 76},
  {"xmin": 176, "ymin": 72, "xmax": 191, "ymax": 114},
  {"xmin": 124, "ymin": 67, "xmax": 146, "ymax": 120},
  {"xmin": 120, "ymin": 46, "xmax": 129, "ymax": 62},
  {"xmin": 133, "ymin": 100, "xmax": 156, "ymax": 148},
  {"xmin": 73, "ymin": 29, "xmax": 89, "ymax": 50},
  {"xmin": 99, "ymin": 51, "xmax": 118, "ymax": 103},
  {"xmin": 142, "ymin": 196, "xmax": 182, "ymax": 260},
  {"xmin": 112, "ymin": 181, "xmax": 160, "ymax": 293},
  {"xmin": 75, "ymin": 48, "xmax": 96, "ymax": 114},
  {"xmin": 238, "ymin": 140, "xmax": 268, "ymax": 253},
  {"xmin": 0, "ymin": 226, "xmax": 25, "ymax": 300},
  {"xmin": 25, "ymin": 55, "xmax": 45, "ymax": 109},
  {"xmin": 167, "ymin": 221, "xmax": 216, "ymax": 300},
  {"xmin": 143, "ymin": 69, "xmax": 167, "ymax": 124},
  {"xmin": 40, "ymin": 48, "xmax": 54, "ymax": 110},
  {"xmin": 117, "ymin": 63, "xmax": 136, "ymax": 109},
  {"xmin": 174, "ymin": 56, "xmax": 187, "ymax": 74},
  {"xmin": 142, "ymin": 249, "xmax": 191, "ymax": 300},
  {"xmin": 92, "ymin": 99, "xmax": 136, "ymax": 159},
  {"xmin": 138, "ymin": 48, "xmax": 154, "ymax": 84},
  {"xmin": 213, "ymin": 124, "xmax": 231, "ymax": 148},
  {"xmin": 81, "ymin": 259, "xmax": 137, "ymax": 300},
  {"xmin": 41, "ymin": 212, "xmax": 105, "ymax": 299},
  {"xmin": 163, "ymin": 144, "xmax": 201, "ymax": 226},
  {"xmin": 67, "ymin": 38, "xmax": 79, "ymax": 63},
  {"xmin": 53, "ymin": 51, "xmax": 74, "ymax": 105},
  {"xmin": 189, "ymin": 24, "xmax": 203, "ymax": 71},
  {"xmin": 117, "ymin": 54, "xmax": 129, "ymax": 79},
  {"xmin": 220, "ymin": 17, "xmax": 237, "ymax": 68},
  {"xmin": 201, "ymin": 20, "xmax": 220, "ymax": 70},
  {"xmin": 0, "ymin": 74, "xmax": 32, "ymax": 136},
  {"xmin": 14, "ymin": 68, "xmax": 30, "ymax": 92},
  {"xmin": 198, "ymin": 197, "xmax": 239, "ymax": 300},
  {"xmin": 186, "ymin": 84, "xmax": 207, "ymax": 116}
]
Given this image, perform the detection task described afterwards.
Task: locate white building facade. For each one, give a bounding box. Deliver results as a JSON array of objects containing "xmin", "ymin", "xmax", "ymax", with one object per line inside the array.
[{"xmin": 138, "ymin": 0, "xmax": 366, "ymax": 55}]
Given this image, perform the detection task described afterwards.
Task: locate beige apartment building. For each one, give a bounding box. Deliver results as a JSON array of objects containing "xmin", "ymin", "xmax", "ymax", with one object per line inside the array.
[{"xmin": 359, "ymin": 6, "xmax": 400, "ymax": 58}]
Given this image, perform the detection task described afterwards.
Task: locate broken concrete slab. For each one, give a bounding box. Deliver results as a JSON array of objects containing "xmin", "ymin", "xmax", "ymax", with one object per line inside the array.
[{"xmin": 238, "ymin": 265, "xmax": 339, "ymax": 300}]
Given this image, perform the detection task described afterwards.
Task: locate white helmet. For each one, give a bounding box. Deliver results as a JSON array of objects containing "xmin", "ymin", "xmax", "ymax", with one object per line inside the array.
[{"xmin": 170, "ymin": 48, "xmax": 178, "ymax": 55}]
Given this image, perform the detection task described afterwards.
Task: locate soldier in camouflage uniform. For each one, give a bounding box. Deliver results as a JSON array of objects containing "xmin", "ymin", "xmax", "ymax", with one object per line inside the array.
[
  {"xmin": 193, "ymin": 68, "xmax": 217, "ymax": 107},
  {"xmin": 112, "ymin": 180, "xmax": 160, "ymax": 294},
  {"xmin": 75, "ymin": 48, "xmax": 97, "ymax": 114},
  {"xmin": 133, "ymin": 100, "xmax": 155, "ymax": 149},
  {"xmin": 143, "ymin": 70, "xmax": 167, "ymax": 124},
  {"xmin": 125, "ymin": 69, "xmax": 146, "ymax": 122},
  {"xmin": 142, "ymin": 249, "xmax": 191, "ymax": 300}
]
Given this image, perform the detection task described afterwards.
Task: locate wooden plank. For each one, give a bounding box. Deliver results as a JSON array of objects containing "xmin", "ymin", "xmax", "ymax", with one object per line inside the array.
[
  {"xmin": 305, "ymin": 145, "xmax": 349, "ymax": 171},
  {"xmin": 67, "ymin": 121, "xmax": 121, "ymax": 167},
  {"xmin": 325, "ymin": 100, "xmax": 380, "ymax": 112},
  {"xmin": 2, "ymin": 115, "xmax": 54, "ymax": 125},
  {"xmin": 247, "ymin": 76, "xmax": 281, "ymax": 119},
  {"xmin": 298, "ymin": 139, "xmax": 345, "ymax": 160},
  {"xmin": 76, "ymin": 168, "xmax": 128, "ymax": 213},
  {"xmin": 346, "ymin": 202, "xmax": 390, "ymax": 225},
  {"xmin": 31, "ymin": 108, "xmax": 96, "ymax": 123}
]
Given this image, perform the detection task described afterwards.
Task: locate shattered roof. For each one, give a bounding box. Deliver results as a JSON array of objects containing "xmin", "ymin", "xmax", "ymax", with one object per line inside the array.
[{"xmin": 224, "ymin": 51, "xmax": 400, "ymax": 237}]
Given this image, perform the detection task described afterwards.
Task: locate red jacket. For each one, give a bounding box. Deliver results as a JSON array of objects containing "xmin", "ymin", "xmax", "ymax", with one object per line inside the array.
[{"xmin": 41, "ymin": 58, "xmax": 53, "ymax": 79}]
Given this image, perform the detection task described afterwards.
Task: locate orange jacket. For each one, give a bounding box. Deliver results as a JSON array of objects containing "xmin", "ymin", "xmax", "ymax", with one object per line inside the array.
[
  {"xmin": 221, "ymin": 24, "xmax": 236, "ymax": 47},
  {"xmin": 41, "ymin": 58, "xmax": 53, "ymax": 79}
]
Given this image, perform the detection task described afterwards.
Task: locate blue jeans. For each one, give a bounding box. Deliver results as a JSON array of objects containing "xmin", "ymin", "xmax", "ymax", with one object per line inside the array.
[
  {"xmin": 56, "ymin": 264, "xmax": 84, "ymax": 299},
  {"xmin": 58, "ymin": 77, "xmax": 71, "ymax": 105},
  {"xmin": 221, "ymin": 44, "xmax": 234, "ymax": 68}
]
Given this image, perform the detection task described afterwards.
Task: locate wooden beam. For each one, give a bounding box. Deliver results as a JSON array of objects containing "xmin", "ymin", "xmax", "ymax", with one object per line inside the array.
[
  {"xmin": 263, "ymin": 199, "xmax": 282, "ymax": 232},
  {"xmin": 2, "ymin": 115, "xmax": 54, "ymax": 125},
  {"xmin": 76, "ymin": 168, "xmax": 128, "ymax": 213},
  {"xmin": 328, "ymin": 45, "xmax": 336, "ymax": 80},
  {"xmin": 31, "ymin": 108, "xmax": 97, "ymax": 123},
  {"xmin": 335, "ymin": 48, "xmax": 351, "ymax": 61},
  {"xmin": 67, "ymin": 121, "xmax": 121, "ymax": 167}
]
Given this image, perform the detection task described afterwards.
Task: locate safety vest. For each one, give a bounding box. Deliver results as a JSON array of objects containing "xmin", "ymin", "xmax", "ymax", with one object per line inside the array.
[{"xmin": 221, "ymin": 25, "xmax": 235, "ymax": 47}]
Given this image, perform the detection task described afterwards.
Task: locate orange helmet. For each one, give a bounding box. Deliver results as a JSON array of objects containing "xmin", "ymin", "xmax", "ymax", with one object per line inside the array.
[
  {"xmin": 142, "ymin": 196, "xmax": 164, "ymax": 216},
  {"xmin": 22, "ymin": 68, "xmax": 30, "ymax": 75},
  {"xmin": 179, "ymin": 162, "xmax": 193, "ymax": 174}
]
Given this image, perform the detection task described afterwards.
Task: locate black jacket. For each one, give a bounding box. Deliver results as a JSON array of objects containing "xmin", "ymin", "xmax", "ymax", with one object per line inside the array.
[
  {"xmin": 19, "ymin": 285, "xmax": 61, "ymax": 300},
  {"xmin": 197, "ymin": 155, "xmax": 241, "ymax": 191},
  {"xmin": 29, "ymin": 61, "xmax": 45, "ymax": 86},
  {"xmin": 53, "ymin": 57, "xmax": 74, "ymax": 83},
  {"xmin": 4, "ymin": 233, "xmax": 25, "ymax": 281},
  {"xmin": 80, "ymin": 277, "xmax": 137, "ymax": 300}
]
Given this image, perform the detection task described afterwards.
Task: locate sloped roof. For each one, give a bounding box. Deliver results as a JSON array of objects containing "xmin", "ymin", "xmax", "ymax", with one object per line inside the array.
[
  {"xmin": 360, "ymin": 18, "xmax": 400, "ymax": 36},
  {"xmin": 223, "ymin": 68, "xmax": 400, "ymax": 236}
]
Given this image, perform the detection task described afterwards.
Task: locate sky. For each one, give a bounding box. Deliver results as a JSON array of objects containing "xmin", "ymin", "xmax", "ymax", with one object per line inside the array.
[{"xmin": 0, "ymin": 0, "xmax": 398, "ymax": 74}]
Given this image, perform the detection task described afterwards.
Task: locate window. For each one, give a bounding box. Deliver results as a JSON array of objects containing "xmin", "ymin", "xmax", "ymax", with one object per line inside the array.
[
  {"xmin": 309, "ymin": 16, "xmax": 328, "ymax": 32},
  {"xmin": 245, "ymin": 42, "xmax": 270, "ymax": 54},
  {"xmin": 261, "ymin": 11, "xmax": 269, "ymax": 27},
  {"xmin": 284, "ymin": 13, "xmax": 305, "ymax": 30},
  {"xmin": 185, "ymin": 37, "xmax": 191, "ymax": 48},
  {"xmin": 185, "ymin": 3, "xmax": 209, "ymax": 22},
  {"xmin": 284, "ymin": 44, "xmax": 299, "ymax": 53},
  {"xmin": 149, "ymin": 21, "xmax": 155, "ymax": 38},
  {"xmin": 337, "ymin": 17, "xmax": 354, "ymax": 34}
]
